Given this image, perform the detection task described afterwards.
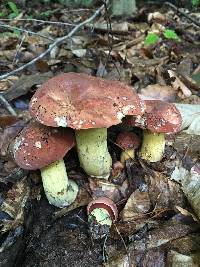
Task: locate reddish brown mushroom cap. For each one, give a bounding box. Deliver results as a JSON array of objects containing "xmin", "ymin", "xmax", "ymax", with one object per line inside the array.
[
  {"xmin": 116, "ymin": 132, "xmax": 141, "ymax": 150},
  {"xmin": 87, "ymin": 197, "xmax": 118, "ymax": 222},
  {"xmin": 145, "ymin": 100, "xmax": 182, "ymax": 133},
  {"xmin": 29, "ymin": 73, "xmax": 145, "ymax": 129},
  {"xmin": 125, "ymin": 100, "xmax": 182, "ymax": 133},
  {"xmin": 13, "ymin": 122, "xmax": 75, "ymax": 170}
]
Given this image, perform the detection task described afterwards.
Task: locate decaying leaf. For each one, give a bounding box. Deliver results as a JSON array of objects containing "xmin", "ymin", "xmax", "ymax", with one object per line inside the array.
[
  {"xmin": 54, "ymin": 186, "xmax": 92, "ymax": 219},
  {"xmin": 167, "ymin": 250, "xmax": 200, "ymax": 267},
  {"xmin": 121, "ymin": 189, "xmax": 150, "ymax": 222},
  {"xmin": 168, "ymin": 70, "xmax": 192, "ymax": 98},
  {"xmin": 146, "ymin": 171, "xmax": 185, "ymax": 213},
  {"xmin": 140, "ymin": 84, "xmax": 176, "ymax": 102},
  {"xmin": 182, "ymin": 163, "xmax": 200, "ymax": 220},
  {"xmin": 175, "ymin": 103, "xmax": 200, "ymax": 134},
  {"xmin": 0, "ymin": 176, "xmax": 30, "ymax": 233},
  {"xmin": 89, "ymin": 178, "xmax": 128, "ymax": 203}
]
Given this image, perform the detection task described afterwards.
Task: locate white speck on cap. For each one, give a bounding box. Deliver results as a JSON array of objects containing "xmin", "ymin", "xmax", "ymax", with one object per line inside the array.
[
  {"xmin": 122, "ymin": 105, "xmax": 135, "ymax": 113},
  {"xmin": 54, "ymin": 117, "xmax": 68, "ymax": 127},
  {"xmin": 116, "ymin": 111, "xmax": 124, "ymax": 120},
  {"xmin": 13, "ymin": 137, "xmax": 24, "ymax": 152},
  {"xmin": 35, "ymin": 141, "xmax": 42, "ymax": 149},
  {"xmin": 116, "ymin": 105, "xmax": 136, "ymax": 121}
]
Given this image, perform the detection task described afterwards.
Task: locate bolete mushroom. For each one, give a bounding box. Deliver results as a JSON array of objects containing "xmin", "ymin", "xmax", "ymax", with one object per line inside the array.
[
  {"xmin": 29, "ymin": 73, "xmax": 145, "ymax": 179},
  {"xmin": 87, "ymin": 197, "xmax": 118, "ymax": 239},
  {"xmin": 116, "ymin": 132, "xmax": 141, "ymax": 164},
  {"xmin": 125, "ymin": 100, "xmax": 182, "ymax": 162},
  {"xmin": 13, "ymin": 121, "xmax": 78, "ymax": 208}
]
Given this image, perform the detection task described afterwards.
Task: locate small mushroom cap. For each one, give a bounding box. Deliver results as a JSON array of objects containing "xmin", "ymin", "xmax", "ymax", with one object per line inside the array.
[
  {"xmin": 125, "ymin": 100, "xmax": 182, "ymax": 133},
  {"xmin": 13, "ymin": 122, "xmax": 75, "ymax": 170},
  {"xmin": 30, "ymin": 73, "xmax": 145, "ymax": 129},
  {"xmin": 116, "ymin": 132, "xmax": 141, "ymax": 149},
  {"xmin": 87, "ymin": 197, "xmax": 118, "ymax": 222}
]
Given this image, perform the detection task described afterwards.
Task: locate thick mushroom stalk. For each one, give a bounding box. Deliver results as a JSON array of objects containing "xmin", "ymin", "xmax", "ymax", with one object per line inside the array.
[
  {"xmin": 140, "ymin": 131, "xmax": 165, "ymax": 162},
  {"xmin": 41, "ymin": 159, "xmax": 78, "ymax": 207},
  {"xmin": 13, "ymin": 122, "xmax": 78, "ymax": 208},
  {"xmin": 75, "ymin": 128, "xmax": 112, "ymax": 178}
]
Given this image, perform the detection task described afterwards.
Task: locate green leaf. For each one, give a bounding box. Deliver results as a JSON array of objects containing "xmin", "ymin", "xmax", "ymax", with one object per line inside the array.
[
  {"xmin": 8, "ymin": 13, "xmax": 17, "ymax": 19},
  {"xmin": 7, "ymin": 1, "xmax": 19, "ymax": 15},
  {"xmin": 144, "ymin": 32, "xmax": 159, "ymax": 46},
  {"xmin": 13, "ymin": 29, "xmax": 21, "ymax": 37},
  {"xmin": 163, "ymin": 29, "xmax": 180, "ymax": 40},
  {"xmin": 0, "ymin": 12, "xmax": 5, "ymax": 17},
  {"xmin": 192, "ymin": 0, "xmax": 200, "ymax": 7},
  {"xmin": 40, "ymin": 10, "xmax": 51, "ymax": 17}
]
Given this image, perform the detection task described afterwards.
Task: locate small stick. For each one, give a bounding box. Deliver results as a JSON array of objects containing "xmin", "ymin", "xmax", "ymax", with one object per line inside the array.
[
  {"xmin": 0, "ymin": 18, "xmax": 76, "ymax": 27},
  {"xmin": 164, "ymin": 1, "xmax": 200, "ymax": 28},
  {"xmin": 0, "ymin": 1, "xmax": 110, "ymax": 80},
  {"xmin": 0, "ymin": 23, "xmax": 54, "ymax": 41},
  {"xmin": 12, "ymin": 34, "xmax": 26, "ymax": 65},
  {"xmin": 0, "ymin": 95, "xmax": 17, "ymax": 116}
]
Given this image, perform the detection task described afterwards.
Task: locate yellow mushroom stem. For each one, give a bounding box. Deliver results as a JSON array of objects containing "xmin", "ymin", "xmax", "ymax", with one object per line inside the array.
[
  {"xmin": 120, "ymin": 148, "xmax": 135, "ymax": 165},
  {"xmin": 140, "ymin": 130, "xmax": 165, "ymax": 162},
  {"xmin": 75, "ymin": 128, "xmax": 112, "ymax": 179},
  {"xmin": 41, "ymin": 159, "xmax": 78, "ymax": 208}
]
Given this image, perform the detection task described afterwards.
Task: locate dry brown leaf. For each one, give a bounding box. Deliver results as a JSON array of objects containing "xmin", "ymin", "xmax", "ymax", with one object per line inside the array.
[
  {"xmin": 54, "ymin": 186, "xmax": 92, "ymax": 219},
  {"xmin": 121, "ymin": 189, "xmax": 150, "ymax": 222},
  {"xmin": 146, "ymin": 171, "xmax": 185, "ymax": 213},
  {"xmin": 140, "ymin": 84, "xmax": 176, "ymax": 102},
  {"xmin": 92, "ymin": 22, "xmax": 129, "ymax": 33},
  {"xmin": 89, "ymin": 178, "xmax": 128, "ymax": 203},
  {"xmin": 0, "ymin": 76, "xmax": 19, "ymax": 91},
  {"xmin": 0, "ymin": 176, "xmax": 30, "ymax": 233},
  {"xmin": 168, "ymin": 70, "xmax": 192, "ymax": 97}
]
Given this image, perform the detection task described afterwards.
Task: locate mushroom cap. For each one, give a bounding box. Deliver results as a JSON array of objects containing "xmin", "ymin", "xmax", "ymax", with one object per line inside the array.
[
  {"xmin": 116, "ymin": 132, "xmax": 141, "ymax": 149},
  {"xmin": 125, "ymin": 100, "xmax": 182, "ymax": 133},
  {"xmin": 87, "ymin": 197, "xmax": 118, "ymax": 222},
  {"xmin": 13, "ymin": 121, "xmax": 75, "ymax": 170},
  {"xmin": 29, "ymin": 73, "xmax": 145, "ymax": 130}
]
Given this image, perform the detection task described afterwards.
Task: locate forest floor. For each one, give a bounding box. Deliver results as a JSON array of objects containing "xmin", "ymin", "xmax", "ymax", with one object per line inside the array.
[{"xmin": 0, "ymin": 1, "xmax": 200, "ymax": 266}]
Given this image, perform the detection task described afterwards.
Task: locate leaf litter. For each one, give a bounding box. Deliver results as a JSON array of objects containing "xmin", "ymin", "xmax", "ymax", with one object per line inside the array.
[{"xmin": 0, "ymin": 1, "xmax": 200, "ymax": 266}]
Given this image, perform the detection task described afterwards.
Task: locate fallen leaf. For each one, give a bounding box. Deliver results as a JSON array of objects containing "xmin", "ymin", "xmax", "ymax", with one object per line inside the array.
[
  {"xmin": 140, "ymin": 84, "xmax": 176, "ymax": 102},
  {"xmin": 168, "ymin": 70, "xmax": 192, "ymax": 98},
  {"xmin": 0, "ymin": 176, "xmax": 30, "ymax": 233},
  {"xmin": 121, "ymin": 189, "xmax": 150, "ymax": 222}
]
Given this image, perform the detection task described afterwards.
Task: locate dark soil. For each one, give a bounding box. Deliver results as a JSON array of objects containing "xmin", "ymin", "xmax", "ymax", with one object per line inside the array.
[{"xmin": 15, "ymin": 198, "xmax": 102, "ymax": 267}]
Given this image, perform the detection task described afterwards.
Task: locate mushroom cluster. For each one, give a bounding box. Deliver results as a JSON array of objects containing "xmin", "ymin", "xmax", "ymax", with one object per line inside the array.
[
  {"xmin": 13, "ymin": 72, "xmax": 146, "ymax": 210},
  {"xmin": 12, "ymin": 72, "xmax": 183, "ymax": 238},
  {"xmin": 29, "ymin": 72, "xmax": 145, "ymax": 179}
]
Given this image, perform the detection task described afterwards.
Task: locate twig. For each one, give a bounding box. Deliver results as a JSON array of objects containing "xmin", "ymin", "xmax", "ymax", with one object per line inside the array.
[
  {"xmin": 114, "ymin": 224, "xmax": 132, "ymax": 267},
  {"xmin": 0, "ymin": 1, "xmax": 109, "ymax": 80},
  {"xmin": 164, "ymin": 2, "xmax": 200, "ymax": 28},
  {"xmin": 0, "ymin": 23, "xmax": 54, "ymax": 41},
  {"xmin": 0, "ymin": 18, "xmax": 76, "ymax": 27},
  {"xmin": 0, "ymin": 95, "xmax": 17, "ymax": 116},
  {"xmin": 12, "ymin": 34, "xmax": 26, "ymax": 65}
]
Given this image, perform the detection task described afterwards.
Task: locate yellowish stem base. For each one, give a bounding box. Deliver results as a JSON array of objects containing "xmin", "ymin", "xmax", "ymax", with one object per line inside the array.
[
  {"xmin": 120, "ymin": 149, "xmax": 135, "ymax": 165},
  {"xmin": 140, "ymin": 131, "xmax": 165, "ymax": 162},
  {"xmin": 41, "ymin": 159, "xmax": 78, "ymax": 208},
  {"xmin": 75, "ymin": 128, "xmax": 112, "ymax": 179}
]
